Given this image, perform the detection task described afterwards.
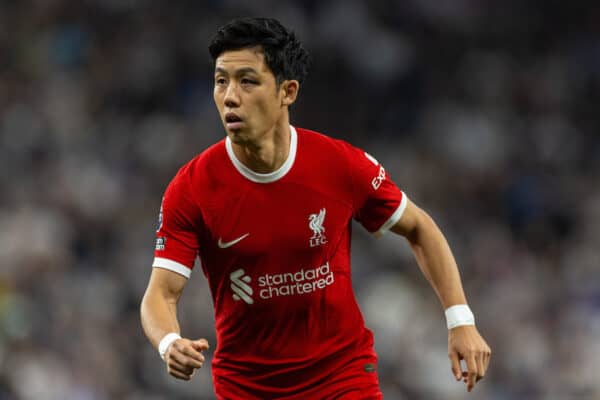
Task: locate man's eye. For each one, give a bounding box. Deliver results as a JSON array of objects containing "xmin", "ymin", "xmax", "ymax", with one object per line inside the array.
[
  {"xmin": 215, "ymin": 78, "xmax": 227, "ymax": 85},
  {"xmin": 241, "ymin": 79, "xmax": 258, "ymax": 85}
]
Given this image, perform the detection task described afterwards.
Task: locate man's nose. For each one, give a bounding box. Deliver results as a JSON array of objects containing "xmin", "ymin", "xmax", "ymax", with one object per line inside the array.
[{"xmin": 224, "ymin": 84, "xmax": 240, "ymax": 107}]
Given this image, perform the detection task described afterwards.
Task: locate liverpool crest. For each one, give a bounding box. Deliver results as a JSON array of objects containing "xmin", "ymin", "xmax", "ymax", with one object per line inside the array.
[{"xmin": 308, "ymin": 208, "xmax": 327, "ymax": 247}]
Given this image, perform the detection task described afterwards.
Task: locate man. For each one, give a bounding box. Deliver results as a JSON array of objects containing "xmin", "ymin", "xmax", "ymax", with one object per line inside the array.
[{"xmin": 140, "ymin": 17, "xmax": 491, "ymax": 399}]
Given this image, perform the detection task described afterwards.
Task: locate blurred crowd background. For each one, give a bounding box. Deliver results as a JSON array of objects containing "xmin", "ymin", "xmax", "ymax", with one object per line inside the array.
[{"xmin": 1, "ymin": 1, "xmax": 599, "ymax": 399}]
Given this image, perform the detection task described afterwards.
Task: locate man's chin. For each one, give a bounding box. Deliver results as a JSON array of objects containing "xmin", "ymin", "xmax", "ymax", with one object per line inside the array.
[{"xmin": 226, "ymin": 129, "xmax": 249, "ymax": 144}]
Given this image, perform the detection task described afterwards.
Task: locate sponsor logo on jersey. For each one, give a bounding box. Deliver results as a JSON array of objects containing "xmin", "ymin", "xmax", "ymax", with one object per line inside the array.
[
  {"xmin": 309, "ymin": 208, "xmax": 327, "ymax": 247},
  {"xmin": 155, "ymin": 237, "xmax": 166, "ymax": 251},
  {"xmin": 364, "ymin": 152, "xmax": 386, "ymax": 190},
  {"xmin": 258, "ymin": 262, "xmax": 334, "ymax": 300},
  {"xmin": 230, "ymin": 269, "xmax": 253, "ymax": 304},
  {"xmin": 218, "ymin": 233, "xmax": 250, "ymax": 249},
  {"xmin": 372, "ymin": 166, "xmax": 386, "ymax": 190},
  {"xmin": 230, "ymin": 263, "xmax": 335, "ymax": 304}
]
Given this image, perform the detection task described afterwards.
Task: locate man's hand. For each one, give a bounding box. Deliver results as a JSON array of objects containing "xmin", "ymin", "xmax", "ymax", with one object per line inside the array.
[
  {"xmin": 448, "ymin": 325, "xmax": 491, "ymax": 392},
  {"xmin": 164, "ymin": 338, "xmax": 210, "ymax": 381}
]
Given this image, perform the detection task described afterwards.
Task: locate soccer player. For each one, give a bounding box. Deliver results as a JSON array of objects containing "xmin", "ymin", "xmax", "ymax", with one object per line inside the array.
[{"xmin": 140, "ymin": 17, "xmax": 491, "ymax": 399}]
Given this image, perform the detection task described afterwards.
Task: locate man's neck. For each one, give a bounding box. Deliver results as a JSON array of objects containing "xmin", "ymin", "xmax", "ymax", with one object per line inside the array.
[{"xmin": 231, "ymin": 123, "xmax": 291, "ymax": 174}]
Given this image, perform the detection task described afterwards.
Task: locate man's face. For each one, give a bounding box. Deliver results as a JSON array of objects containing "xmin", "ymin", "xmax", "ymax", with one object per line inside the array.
[{"xmin": 213, "ymin": 47, "xmax": 286, "ymax": 144}]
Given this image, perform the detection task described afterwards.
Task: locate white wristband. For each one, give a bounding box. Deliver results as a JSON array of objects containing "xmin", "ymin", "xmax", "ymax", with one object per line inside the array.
[
  {"xmin": 445, "ymin": 305, "xmax": 475, "ymax": 329},
  {"xmin": 158, "ymin": 332, "xmax": 181, "ymax": 360}
]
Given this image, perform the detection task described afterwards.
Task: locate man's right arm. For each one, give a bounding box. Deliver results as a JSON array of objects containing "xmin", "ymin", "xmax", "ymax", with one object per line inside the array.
[{"xmin": 140, "ymin": 268, "xmax": 209, "ymax": 380}]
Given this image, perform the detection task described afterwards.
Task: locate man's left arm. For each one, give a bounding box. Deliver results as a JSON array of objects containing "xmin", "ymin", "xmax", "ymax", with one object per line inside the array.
[{"xmin": 390, "ymin": 197, "xmax": 491, "ymax": 392}]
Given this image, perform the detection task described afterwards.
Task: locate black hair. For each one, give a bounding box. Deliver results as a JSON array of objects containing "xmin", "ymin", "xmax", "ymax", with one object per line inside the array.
[{"xmin": 209, "ymin": 17, "xmax": 310, "ymax": 85}]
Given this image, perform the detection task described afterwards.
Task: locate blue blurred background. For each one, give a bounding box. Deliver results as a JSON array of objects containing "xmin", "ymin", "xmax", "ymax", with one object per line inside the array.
[{"xmin": 1, "ymin": 1, "xmax": 599, "ymax": 399}]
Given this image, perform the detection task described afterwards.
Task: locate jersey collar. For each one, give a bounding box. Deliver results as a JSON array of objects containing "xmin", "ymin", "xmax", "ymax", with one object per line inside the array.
[{"xmin": 225, "ymin": 125, "xmax": 297, "ymax": 184}]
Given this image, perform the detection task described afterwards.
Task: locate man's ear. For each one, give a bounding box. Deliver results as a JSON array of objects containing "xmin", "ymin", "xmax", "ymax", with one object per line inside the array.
[{"xmin": 280, "ymin": 80, "xmax": 299, "ymax": 106}]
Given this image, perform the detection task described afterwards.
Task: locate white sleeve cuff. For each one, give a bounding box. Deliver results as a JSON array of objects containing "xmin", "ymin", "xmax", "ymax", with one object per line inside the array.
[
  {"xmin": 374, "ymin": 192, "xmax": 408, "ymax": 238},
  {"xmin": 153, "ymin": 257, "xmax": 192, "ymax": 278}
]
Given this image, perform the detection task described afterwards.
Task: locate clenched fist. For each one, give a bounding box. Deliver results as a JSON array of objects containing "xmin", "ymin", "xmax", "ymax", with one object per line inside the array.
[{"xmin": 164, "ymin": 338, "xmax": 210, "ymax": 381}]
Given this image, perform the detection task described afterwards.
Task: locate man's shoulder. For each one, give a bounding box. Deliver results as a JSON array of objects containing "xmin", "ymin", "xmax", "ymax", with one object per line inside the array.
[
  {"xmin": 295, "ymin": 126, "xmax": 354, "ymax": 153},
  {"xmin": 296, "ymin": 127, "xmax": 365, "ymax": 166}
]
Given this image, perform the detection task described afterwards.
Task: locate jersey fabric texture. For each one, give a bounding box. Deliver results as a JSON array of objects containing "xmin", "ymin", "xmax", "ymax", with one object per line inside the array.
[{"xmin": 153, "ymin": 126, "xmax": 406, "ymax": 399}]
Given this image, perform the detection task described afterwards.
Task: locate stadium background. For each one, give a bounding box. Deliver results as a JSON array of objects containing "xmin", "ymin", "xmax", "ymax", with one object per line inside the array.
[{"xmin": 1, "ymin": 1, "xmax": 599, "ymax": 399}]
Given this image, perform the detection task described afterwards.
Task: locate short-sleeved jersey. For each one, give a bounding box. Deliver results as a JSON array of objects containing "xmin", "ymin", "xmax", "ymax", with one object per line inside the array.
[{"xmin": 153, "ymin": 126, "xmax": 407, "ymax": 399}]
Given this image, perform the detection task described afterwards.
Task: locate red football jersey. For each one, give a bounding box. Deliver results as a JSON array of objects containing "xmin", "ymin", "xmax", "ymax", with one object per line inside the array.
[{"xmin": 153, "ymin": 126, "xmax": 407, "ymax": 399}]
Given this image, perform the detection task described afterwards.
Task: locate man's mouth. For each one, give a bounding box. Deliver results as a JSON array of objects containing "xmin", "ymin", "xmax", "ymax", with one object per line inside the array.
[{"xmin": 225, "ymin": 113, "xmax": 244, "ymax": 130}]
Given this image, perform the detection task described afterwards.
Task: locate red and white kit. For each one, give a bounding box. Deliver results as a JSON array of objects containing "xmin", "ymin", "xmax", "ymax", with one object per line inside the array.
[{"xmin": 153, "ymin": 126, "xmax": 407, "ymax": 399}]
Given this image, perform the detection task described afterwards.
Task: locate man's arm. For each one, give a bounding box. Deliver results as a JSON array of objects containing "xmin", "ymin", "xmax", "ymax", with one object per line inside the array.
[
  {"xmin": 390, "ymin": 198, "xmax": 491, "ymax": 392},
  {"xmin": 140, "ymin": 268, "xmax": 209, "ymax": 381}
]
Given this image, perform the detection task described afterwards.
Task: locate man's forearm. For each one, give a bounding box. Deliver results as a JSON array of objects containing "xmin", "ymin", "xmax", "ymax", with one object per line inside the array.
[
  {"xmin": 406, "ymin": 210, "xmax": 467, "ymax": 308},
  {"xmin": 392, "ymin": 201, "xmax": 490, "ymax": 391},
  {"xmin": 140, "ymin": 290, "xmax": 181, "ymax": 349}
]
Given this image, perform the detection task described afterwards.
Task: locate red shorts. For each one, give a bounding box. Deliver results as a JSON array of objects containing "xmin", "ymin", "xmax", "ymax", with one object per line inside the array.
[
  {"xmin": 215, "ymin": 355, "xmax": 383, "ymax": 400},
  {"xmin": 299, "ymin": 356, "xmax": 383, "ymax": 400}
]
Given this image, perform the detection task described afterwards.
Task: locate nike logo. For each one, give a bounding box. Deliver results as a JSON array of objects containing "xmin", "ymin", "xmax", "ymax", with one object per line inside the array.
[{"xmin": 218, "ymin": 233, "xmax": 250, "ymax": 249}]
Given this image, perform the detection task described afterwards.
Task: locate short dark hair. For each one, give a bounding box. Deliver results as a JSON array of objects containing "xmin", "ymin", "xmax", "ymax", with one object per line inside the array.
[{"xmin": 209, "ymin": 17, "xmax": 310, "ymax": 85}]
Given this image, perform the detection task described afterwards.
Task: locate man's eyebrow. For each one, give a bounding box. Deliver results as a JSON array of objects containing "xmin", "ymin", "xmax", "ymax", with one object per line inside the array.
[{"xmin": 215, "ymin": 67, "xmax": 259, "ymax": 75}]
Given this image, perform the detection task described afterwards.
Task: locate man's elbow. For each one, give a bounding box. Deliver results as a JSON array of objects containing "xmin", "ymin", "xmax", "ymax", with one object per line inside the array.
[{"xmin": 390, "ymin": 199, "xmax": 432, "ymax": 243}]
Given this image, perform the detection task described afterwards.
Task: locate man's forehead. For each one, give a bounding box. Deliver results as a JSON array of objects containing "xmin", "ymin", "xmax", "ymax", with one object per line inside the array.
[{"xmin": 215, "ymin": 47, "xmax": 268, "ymax": 72}]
